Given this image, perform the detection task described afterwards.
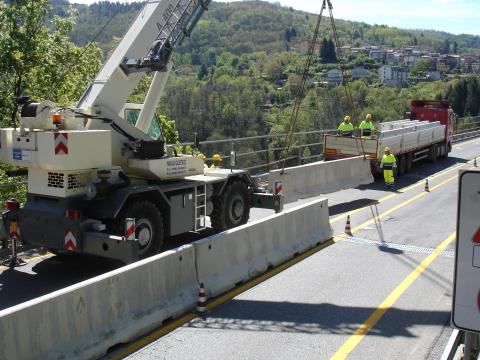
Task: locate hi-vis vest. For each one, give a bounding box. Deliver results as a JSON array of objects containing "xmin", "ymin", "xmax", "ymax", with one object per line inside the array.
[
  {"xmin": 381, "ymin": 154, "xmax": 396, "ymax": 170},
  {"xmin": 359, "ymin": 121, "xmax": 374, "ymax": 137},
  {"xmin": 338, "ymin": 122, "xmax": 354, "ymax": 136}
]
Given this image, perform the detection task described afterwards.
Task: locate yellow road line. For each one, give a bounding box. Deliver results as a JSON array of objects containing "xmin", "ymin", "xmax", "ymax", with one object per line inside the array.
[
  {"xmin": 109, "ymin": 238, "xmax": 336, "ymax": 359},
  {"xmin": 329, "ymin": 231, "xmax": 456, "ymax": 360},
  {"xmin": 330, "ymin": 157, "xmax": 476, "ymax": 225}
]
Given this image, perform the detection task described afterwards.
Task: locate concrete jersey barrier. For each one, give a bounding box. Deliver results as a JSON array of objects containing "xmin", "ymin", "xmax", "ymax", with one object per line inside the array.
[
  {"xmin": 0, "ymin": 245, "xmax": 198, "ymax": 360},
  {"xmin": 268, "ymin": 156, "xmax": 373, "ymax": 203},
  {"xmin": 0, "ymin": 199, "xmax": 333, "ymax": 359},
  {"xmin": 195, "ymin": 198, "xmax": 332, "ymax": 298}
]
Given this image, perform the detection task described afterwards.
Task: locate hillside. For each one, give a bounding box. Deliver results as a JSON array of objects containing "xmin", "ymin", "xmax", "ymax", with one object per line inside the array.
[
  {"xmin": 55, "ymin": 0, "xmax": 480, "ymax": 56},
  {"xmin": 41, "ymin": 1, "xmax": 479, "ymax": 147}
]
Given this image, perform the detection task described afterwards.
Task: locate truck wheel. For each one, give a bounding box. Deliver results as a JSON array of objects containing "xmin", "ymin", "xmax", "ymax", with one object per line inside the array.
[
  {"xmin": 429, "ymin": 144, "xmax": 438, "ymax": 162},
  {"xmin": 398, "ymin": 155, "xmax": 407, "ymax": 176},
  {"xmin": 116, "ymin": 200, "xmax": 164, "ymax": 259},
  {"xmin": 211, "ymin": 181, "xmax": 251, "ymax": 232},
  {"xmin": 406, "ymin": 153, "xmax": 413, "ymax": 172},
  {"xmin": 440, "ymin": 143, "xmax": 448, "ymax": 158}
]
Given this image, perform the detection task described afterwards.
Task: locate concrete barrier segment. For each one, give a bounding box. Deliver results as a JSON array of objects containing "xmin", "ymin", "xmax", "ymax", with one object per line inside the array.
[
  {"xmin": 0, "ymin": 245, "xmax": 198, "ymax": 360},
  {"xmin": 268, "ymin": 156, "xmax": 373, "ymax": 203},
  {"xmin": 195, "ymin": 198, "xmax": 332, "ymax": 298},
  {"xmin": 0, "ymin": 199, "xmax": 333, "ymax": 359}
]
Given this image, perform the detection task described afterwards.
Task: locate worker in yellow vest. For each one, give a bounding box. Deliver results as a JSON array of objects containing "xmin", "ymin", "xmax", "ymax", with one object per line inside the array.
[
  {"xmin": 210, "ymin": 154, "xmax": 222, "ymax": 169},
  {"xmin": 338, "ymin": 115, "xmax": 354, "ymax": 137},
  {"xmin": 359, "ymin": 113, "xmax": 375, "ymax": 139},
  {"xmin": 380, "ymin": 147, "xmax": 397, "ymax": 189}
]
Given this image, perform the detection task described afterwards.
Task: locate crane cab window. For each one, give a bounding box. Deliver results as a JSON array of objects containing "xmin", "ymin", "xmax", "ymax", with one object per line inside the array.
[{"xmin": 124, "ymin": 109, "xmax": 165, "ymax": 142}]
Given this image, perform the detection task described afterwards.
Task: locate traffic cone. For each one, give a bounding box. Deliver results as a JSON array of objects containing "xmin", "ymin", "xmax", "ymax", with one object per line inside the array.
[
  {"xmin": 425, "ymin": 179, "xmax": 430, "ymax": 192},
  {"xmin": 196, "ymin": 283, "xmax": 207, "ymax": 314},
  {"xmin": 344, "ymin": 215, "xmax": 353, "ymax": 236},
  {"xmin": 474, "ymin": 157, "xmax": 478, "ymax": 167}
]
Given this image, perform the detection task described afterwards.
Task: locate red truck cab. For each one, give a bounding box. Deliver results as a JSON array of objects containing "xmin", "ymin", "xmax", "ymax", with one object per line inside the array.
[{"xmin": 409, "ymin": 100, "xmax": 454, "ymax": 154}]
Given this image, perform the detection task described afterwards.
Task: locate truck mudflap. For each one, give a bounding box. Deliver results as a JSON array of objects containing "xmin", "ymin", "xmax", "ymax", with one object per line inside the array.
[
  {"xmin": 83, "ymin": 232, "xmax": 138, "ymax": 264},
  {"xmin": 251, "ymin": 192, "xmax": 284, "ymax": 213}
]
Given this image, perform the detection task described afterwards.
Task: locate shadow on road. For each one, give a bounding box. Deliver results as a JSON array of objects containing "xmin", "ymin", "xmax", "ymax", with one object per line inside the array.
[
  {"xmin": 329, "ymin": 199, "xmax": 379, "ymax": 216},
  {"xmin": 186, "ymin": 300, "xmax": 450, "ymax": 338}
]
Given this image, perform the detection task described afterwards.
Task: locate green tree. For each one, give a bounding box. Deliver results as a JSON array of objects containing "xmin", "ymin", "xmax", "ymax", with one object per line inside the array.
[
  {"xmin": 0, "ymin": 0, "xmax": 102, "ymax": 126},
  {"xmin": 464, "ymin": 78, "xmax": 479, "ymax": 116},
  {"xmin": 320, "ymin": 38, "xmax": 336, "ymax": 63},
  {"xmin": 410, "ymin": 59, "xmax": 430, "ymax": 75},
  {"xmin": 453, "ymin": 41, "xmax": 458, "ymax": 54},
  {"xmin": 439, "ymin": 39, "xmax": 450, "ymax": 54},
  {"xmin": 198, "ymin": 63, "xmax": 208, "ymax": 80}
]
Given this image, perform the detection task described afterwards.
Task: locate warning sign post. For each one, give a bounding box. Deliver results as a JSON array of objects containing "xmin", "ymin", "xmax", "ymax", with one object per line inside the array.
[
  {"xmin": 453, "ymin": 170, "xmax": 480, "ymax": 332},
  {"xmin": 451, "ymin": 170, "xmax": 480, "ymax": 359}
]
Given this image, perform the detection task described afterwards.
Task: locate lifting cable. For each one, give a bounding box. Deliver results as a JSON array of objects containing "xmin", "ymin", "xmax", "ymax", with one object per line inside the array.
[
  {"xmin": 279, "ymin": 0, "xmax": 365, "ymax": 172},
  {"xmin": 326, "ymin": 0, "xmax": 366, "ymax": 158},
  {"xmin": 279, "ymin": 0, "xmax": 326, "ymax": 173}
]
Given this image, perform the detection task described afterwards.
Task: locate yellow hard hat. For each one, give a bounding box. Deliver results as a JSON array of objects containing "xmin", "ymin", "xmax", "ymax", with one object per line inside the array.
[
  {"xmin": 198, "ymin": 153, "xmax": 206, "ymax": 160},
  {"xmin": 366, "ymin": 113, "xmax": 372, "ymax": 120},
  {"xmin": 344, "ymin": 115, "xmax": 351, "ymax": 122},
  {"xmin": 384, "ymin": 147, "xmax": 391, "ymax": 152},
  {"xmin": 212, "ymin": 154, "xmax": 222, "ymax": 162}
]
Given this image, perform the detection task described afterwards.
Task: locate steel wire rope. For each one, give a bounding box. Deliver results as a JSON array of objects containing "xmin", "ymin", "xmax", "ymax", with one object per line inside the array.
[
  {"xmin": 279, "ymin": 0, "xmax": 327, "ymax": 173},
  {"xmin": 327, "ymin": 0, "xmax": 366, "ymax": 158}
]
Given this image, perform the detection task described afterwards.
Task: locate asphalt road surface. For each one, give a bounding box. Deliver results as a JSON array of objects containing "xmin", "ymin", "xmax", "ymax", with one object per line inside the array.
[
  {"xmin": 1, "ymin": 138, "xmax": 480, "ymax": 359},
  {"xmin": 118, "ymin": 137, "xmax": 480, "ymax": 360}
]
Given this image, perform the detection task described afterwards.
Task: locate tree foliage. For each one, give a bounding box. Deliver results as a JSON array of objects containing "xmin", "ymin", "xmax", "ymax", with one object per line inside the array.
[
  {"xmin": 320, "ymin": 38, "xmax": 337, "ymax": 64},
  {"xmin": 0, "ymin": 0, "xmax": 102, "ymax": 127}
]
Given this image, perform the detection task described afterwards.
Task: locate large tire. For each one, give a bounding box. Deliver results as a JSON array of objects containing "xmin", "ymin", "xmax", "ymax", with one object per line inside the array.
[
  {"xmin": 398, "ymin": 154, "xmax": 407, "ymax": 176},
  {"xmin": 211, "ymin": 181, "xmax": 251, "ymax": 232},
  {"xmin": 115, "ymin": 200, "xmax": 164, "ymax": 259},
  {"xmin": 406, "ymin": 152, "xmax": 413, "ymax": 172},
  {"xmin": 440, "ymin": 143, "xmax": 448, "ymax": 158},
  {"xmin": 429, "ymin": 144, "xmax": 438, "ymax": 162}
]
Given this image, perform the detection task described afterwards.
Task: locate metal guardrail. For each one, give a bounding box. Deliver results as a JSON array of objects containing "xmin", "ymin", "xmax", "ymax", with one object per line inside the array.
[
  {"xmin": 0, "ymin": 120, "xmax": 479, "ymax": 191},
  {"xmin": 175, "ymin": 129, "xmax": 337, "ymax": 174},
  {"xmin": 453, "ymin": 128, "xmax": 480, "ymax": 142}
]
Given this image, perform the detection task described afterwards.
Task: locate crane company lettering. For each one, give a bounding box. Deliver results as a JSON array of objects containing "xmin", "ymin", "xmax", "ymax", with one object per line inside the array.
[{"xmin": 166, "ymin": 159, "xmax": 187, "ymax": 176}]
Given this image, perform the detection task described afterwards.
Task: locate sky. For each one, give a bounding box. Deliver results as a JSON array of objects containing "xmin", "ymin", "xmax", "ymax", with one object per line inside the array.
[{"xmin": 70, "ymin": 0, "xmax": 480, "ymax": 36}]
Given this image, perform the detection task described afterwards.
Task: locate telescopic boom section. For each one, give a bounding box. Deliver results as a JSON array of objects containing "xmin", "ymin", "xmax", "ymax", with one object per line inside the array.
[{"xmin": 77, "ymin": 0, "xmax": 211, "ymax": 117}]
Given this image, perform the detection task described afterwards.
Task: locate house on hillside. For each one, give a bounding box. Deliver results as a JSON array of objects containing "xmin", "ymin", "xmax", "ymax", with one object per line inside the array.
[
  {"xmin": 351, "ymin": 66, "xmax": 370, "ymax": 81},
  {"xmin": 436, "ymin": 59, "xmax": 449, "ymax": 73},
  {"xmin": 427, "ymin": 71, "xmax": 441, "ymax": 81},
  {"xmin": 369, "ymin": 50, "xmax": 385, "ymax": 62},
  {"xmin": 326, "ymin": 69, "xmax": 343, "ymax": 85},
  {"xmin": 379, "ymin": 65, "xmax": 408, "ymax": 87},
  {"xmin": 404, "ymin": 51, "xmax": 422, "ymax": 68}
]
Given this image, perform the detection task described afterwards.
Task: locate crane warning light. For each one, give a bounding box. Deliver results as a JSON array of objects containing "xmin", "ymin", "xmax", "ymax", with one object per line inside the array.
[{"xmin": 52, "ymin": 113, "xmax": 62, "ymax": 127}]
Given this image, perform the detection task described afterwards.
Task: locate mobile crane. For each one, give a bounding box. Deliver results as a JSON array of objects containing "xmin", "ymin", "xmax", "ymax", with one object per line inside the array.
[{"xmin": 0, "ymin": 0, "xmax": 282, "ymax": 263}]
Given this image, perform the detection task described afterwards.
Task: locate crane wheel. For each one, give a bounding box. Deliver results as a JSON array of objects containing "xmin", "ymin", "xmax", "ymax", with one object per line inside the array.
[
  {"xmin": 211, "ymin": 181, "xmax": 251, "ymax": 232},
  {"xmin": 115, "ymin": 200, "xmax": 164, "ymax": 259}
]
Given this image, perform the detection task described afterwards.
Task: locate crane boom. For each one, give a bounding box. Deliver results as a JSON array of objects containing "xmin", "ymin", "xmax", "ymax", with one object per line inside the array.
[{"xmin": 77, "ymin": 0, "xmax": 210, "ymax": 119}]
